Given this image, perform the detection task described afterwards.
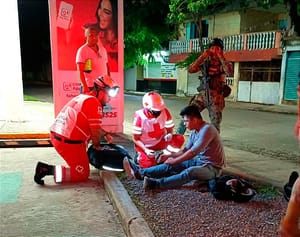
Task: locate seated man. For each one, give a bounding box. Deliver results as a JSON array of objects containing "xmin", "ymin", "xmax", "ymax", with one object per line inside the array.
[{"xmin": 123, "ymin": 105, "xmax": 225, "ymax": 190}]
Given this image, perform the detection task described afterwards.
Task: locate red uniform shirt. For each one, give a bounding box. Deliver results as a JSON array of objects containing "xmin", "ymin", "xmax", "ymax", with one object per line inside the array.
[
  {"xmin": 132, "ymin": 108, "xmax": 174, "ymax": 147},
  {"xmin": 50, "ymin": 94, "xmax": 102, "ymax": 142},
  {"xmin": 188, "ymin": 45, "xmax": 226, "ymax": 76}
]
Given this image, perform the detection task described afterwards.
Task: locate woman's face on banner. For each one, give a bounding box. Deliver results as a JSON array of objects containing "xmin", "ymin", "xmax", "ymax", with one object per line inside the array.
[{"xmin": 97, "ymin": 0, "xmax": 113, "ymax": 30}]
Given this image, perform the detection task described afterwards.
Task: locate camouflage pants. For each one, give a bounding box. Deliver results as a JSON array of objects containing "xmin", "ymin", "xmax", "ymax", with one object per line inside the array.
[{"xmin": 189, "ymin": 90, "xmax": 225, "ymax": 132}]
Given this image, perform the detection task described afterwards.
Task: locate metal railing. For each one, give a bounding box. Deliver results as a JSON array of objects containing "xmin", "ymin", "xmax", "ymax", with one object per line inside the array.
[{"xmin": 169, "ymin": 31, "xmax": 282, "ymax": 54}]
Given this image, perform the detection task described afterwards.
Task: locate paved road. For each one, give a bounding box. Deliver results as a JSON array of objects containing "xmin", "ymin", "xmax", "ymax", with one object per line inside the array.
[
  {"xmin": 22, "ymin": 85, "xmax": 299, "ymax": 161},
  {"xmin": 22, "ymin": 86, "xmax": 299, "ymax": 162},
  {"xmin": 124, "ymin": 94, "xmax": 299, "ymax": 163}
]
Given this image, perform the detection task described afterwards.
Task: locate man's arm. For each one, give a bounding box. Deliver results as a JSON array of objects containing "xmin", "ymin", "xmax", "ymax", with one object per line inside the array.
[
  {"xmin": 77, "ymin": 63, "xmax": 89, "ymax": 93},
  {"xmin": 90, "ymin": 128, "xmax": 113, "ymax": 149},
  {"xmin": 164, "ymin": 148, "xmax": 195, "ymax": 165},
  {"xmin": 188, "ymin": 51, "xmax": 209, "ymax": 73},
  {"xmin": 132, "ymin": 134, "xmax": 155, "ymax": 157},
  {"xmin": 86, "ymin": 99, "xmax": 113, "ymax": 149}
]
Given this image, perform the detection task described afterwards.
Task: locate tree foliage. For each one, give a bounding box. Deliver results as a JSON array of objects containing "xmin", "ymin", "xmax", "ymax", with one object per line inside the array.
[{"xmin": 124, "ymin": 0, "xmax": 170, "ymax": 69}]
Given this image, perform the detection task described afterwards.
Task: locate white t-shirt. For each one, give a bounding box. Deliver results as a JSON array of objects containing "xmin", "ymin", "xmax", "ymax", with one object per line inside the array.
[{"xmin": 76, "ymin": 43, "xmax": 108, "ymax": 87}]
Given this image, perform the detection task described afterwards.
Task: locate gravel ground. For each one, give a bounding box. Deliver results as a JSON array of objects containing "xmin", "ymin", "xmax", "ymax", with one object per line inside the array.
[{"xmin": 120, "ymin": 176, "xmax": 287, "ymax": 237}]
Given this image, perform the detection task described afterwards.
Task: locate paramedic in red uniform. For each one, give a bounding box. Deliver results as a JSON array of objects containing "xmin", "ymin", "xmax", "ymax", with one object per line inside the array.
[
  {"xmin": 132, "ymin": 91, "xmax": 184, "ymax": 168},
  {"xmin": 34, "ymin": 76, "xmax": 119, "ymax": 185}
]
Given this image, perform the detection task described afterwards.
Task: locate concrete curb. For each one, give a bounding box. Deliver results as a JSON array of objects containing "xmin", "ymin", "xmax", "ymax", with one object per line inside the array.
[{"xmin": 100, "ymin": 171, "xmax": 154, "ymax": 237}]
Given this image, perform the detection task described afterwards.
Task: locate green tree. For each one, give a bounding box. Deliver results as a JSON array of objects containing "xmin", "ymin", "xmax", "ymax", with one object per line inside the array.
[{"xmin": 124, "ymin": 0, "xmax": 170, "ymax": 69}]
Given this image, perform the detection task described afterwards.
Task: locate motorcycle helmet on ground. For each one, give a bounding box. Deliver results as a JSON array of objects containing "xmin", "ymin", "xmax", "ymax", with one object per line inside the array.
[{"xmin": 211, "ymin": 175, "xmax": 256, "ymax": 202}]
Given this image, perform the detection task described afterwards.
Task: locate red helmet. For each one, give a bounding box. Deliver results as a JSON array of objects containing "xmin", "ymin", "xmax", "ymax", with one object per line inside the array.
[
  {"xmin": 142, "ymin": 91, "xmax": 165, "ymax": 111},
  {"xmin": 94, "ymin": 75, "xmax": 119, "ymax": 97},
  {"xmin": 94, "ymin": 75, "xmax": 117, "ymax": 88}
]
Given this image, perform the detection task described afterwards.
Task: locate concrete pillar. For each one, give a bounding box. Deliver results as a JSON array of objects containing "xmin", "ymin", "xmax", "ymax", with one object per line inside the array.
[
  {"xmin": 176, "ymin": 68, "xmax": 188, "ymax": 96},
  {"xmin": 0, "ymin": 1, "xmax": 24, "ymax": 121}
]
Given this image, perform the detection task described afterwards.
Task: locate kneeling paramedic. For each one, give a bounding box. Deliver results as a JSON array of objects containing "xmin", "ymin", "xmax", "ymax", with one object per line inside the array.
[
  {"xmin": 132, "ymin": 91, "xmax": 184, "ymax": 168},
  {"xmin": 34, "ymin": 76, "xmax": 120, "ymax": 185}
]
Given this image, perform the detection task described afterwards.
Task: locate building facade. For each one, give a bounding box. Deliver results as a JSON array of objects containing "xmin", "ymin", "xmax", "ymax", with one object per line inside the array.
[{"xmin": 168, "ymin": 6, "xmax": 300, "ymax": 104}]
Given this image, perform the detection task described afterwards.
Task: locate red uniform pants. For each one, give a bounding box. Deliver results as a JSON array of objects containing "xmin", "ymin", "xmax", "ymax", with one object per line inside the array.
[{"xmin": 51, "ymin": 134, "xmax": 90, "ymax": 182}]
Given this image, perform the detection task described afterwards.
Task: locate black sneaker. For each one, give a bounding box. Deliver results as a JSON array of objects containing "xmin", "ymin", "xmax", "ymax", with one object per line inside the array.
[
  {"xmin": 143, "ymin": 176, "xmax": 157, "ymax": 190},
  {"xmin": 123, "ymin": 157, "xmax": 143, "ymax": 180},
  {"xmin": 34, "ymin": 162, "xmax": 50, "ymax": 185}
]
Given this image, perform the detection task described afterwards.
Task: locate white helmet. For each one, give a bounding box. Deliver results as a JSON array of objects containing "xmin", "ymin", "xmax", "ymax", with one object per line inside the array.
[{"xmin": 142, "ymin": 91, "xmax": 165, "ymax": 111}]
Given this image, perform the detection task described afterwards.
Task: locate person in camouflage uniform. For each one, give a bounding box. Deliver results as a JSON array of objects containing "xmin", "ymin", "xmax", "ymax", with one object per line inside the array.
[{"xmin": 186, "ymin": 38, "xmax": 232, "ymax": 133}]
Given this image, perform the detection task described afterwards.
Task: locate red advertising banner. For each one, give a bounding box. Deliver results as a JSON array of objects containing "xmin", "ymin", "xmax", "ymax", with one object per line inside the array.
[{"xmin": 48, "ymin": 0, "xmax": 124, "ymax": 133}]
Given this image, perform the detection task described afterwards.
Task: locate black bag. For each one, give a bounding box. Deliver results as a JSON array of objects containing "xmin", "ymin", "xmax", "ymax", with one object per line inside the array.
[
  {"xmin": 87, "ymin": 143, "xmax": 133, "ymax": 171},
  {"xmin": 211, "ymin": 175, "xmax": 256, "ymax": 203},
  {"xmin": 223, "ymin": 84, "xmax": 232, "ymax": 97}
]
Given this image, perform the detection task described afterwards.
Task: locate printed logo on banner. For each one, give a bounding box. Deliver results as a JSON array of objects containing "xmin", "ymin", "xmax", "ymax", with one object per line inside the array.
[
  {"xmin": 57, "ymin": 1, "xmax": 73, "ymax": 30},
  {"xmin": 63, "ymin": 82, "xmax": 80, "ymax": 98},
  {"xmin": 103, "ymin": 105, "xmax": 117, "ymax": 118}
]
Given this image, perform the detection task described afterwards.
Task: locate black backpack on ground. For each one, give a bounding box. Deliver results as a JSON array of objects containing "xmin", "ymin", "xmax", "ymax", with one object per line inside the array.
[{"xmin": 210, "ymin": 175, "xmax": 256, "ymax": 203}]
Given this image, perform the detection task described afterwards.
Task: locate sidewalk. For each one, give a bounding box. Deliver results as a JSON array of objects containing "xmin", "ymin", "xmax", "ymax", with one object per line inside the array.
[{"xmin": 0, "ymin": 97, "xmax": 299, "ymax": 237}]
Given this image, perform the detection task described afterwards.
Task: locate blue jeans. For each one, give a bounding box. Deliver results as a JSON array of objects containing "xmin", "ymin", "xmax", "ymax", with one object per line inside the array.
[{"xmin": 141, "ymin": 158, "xmax": 222, "ymax": 189}]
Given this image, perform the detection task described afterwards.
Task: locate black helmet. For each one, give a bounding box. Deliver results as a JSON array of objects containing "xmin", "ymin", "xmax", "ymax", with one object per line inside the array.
[
  {"xmin": 211, "ymin": 175, "xmax": 256, "ymax": 202},
  {"xmin": 210, "ymin": 38, "xmax": 224, "ymax": 50}
]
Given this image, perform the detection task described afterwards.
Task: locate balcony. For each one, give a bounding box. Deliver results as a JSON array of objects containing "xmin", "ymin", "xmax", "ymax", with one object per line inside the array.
[{"xmin": 169, "ymin": 31, "xmax": 283, "ymax": 62}]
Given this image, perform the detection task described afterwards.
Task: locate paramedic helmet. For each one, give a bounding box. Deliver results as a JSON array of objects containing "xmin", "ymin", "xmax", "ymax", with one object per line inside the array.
[
  {"xmin": 142, "ymin": 91, "xmax": 165, "ymax": 117},
  {"xmin": 94, "ymin": 75, "xmax": 120, "ymax": 97}
]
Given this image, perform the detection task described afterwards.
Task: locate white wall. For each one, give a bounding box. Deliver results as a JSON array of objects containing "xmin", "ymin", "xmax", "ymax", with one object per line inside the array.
[
  {"xmin": 0, "ymin": 1, "xmax": 23, "ymax": 121},
  {"xmin": 125, "ymin": 67, "xmax": 137, "ymax": 91},
  {"xmin": 238, "ymin": 81, "xmax": 280, "ymax": 104}
]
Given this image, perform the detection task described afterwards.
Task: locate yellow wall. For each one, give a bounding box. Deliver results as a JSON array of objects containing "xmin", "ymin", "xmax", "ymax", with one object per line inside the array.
[
  {"xmin": 204, "ymin": 9, "xmax": 287, "ymax": 37},
  {"xmin": 206, "ymin": 11, "xmax": 241, "ymax": 37},
  {"xmin": 240, "ymin": 9, "xmax": 285, "ymax": 33}
]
